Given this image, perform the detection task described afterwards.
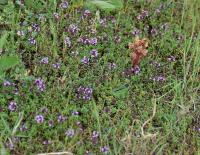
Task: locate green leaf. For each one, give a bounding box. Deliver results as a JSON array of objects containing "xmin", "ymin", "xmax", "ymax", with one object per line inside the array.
[
  {"xmin": 113, "ymin": 87, "xmax": 129, "ymax": 99},
  {"xmin": 0, "ymin": 56, "xmax": 20, "ymax": 71},
  {"xmin": 0, "ymin": 32, "xmax": 9, "ymax": 49},
  {"xmin": 85, "ymin": 0, "xmax": 123, "ymax": 11}
]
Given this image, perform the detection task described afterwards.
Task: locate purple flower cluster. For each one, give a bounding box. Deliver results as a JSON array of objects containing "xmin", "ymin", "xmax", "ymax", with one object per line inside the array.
[
  {"xmin": 81, "ymin": 56, "xmax": 90, "ymax": 65},
  {"xmin": 53, "ymin": 12, "xmax": 60, "ymax": 19},
  {"xmin": 39, "ymin": 14, "xmax": 46, "ymax": 22},
  {"xmin": 72, "ymin": 111, "xmax": 79, "ymax": 116},
  {"xmin": 48, "ymin": 120, "xmax": 54, "ymax": 127},
  {"xmin": 122, "ymin": 66, "xmax": 140, "ymax": 77},
  {"xmin": 3, "ymin": 80, "xmax": 12, "ymax": 86},
  {"xmin": 28, "ymin": 37, "xmax": 36, "ymax": 45},
  {"xmin": 167, "ymin": 55, "xmax": 176, "ymax": 62},
  {"xmin": 100, "ymin": 146, "xmax": 109, "ymax": 154},
  {"xmin": 99, "ymin": 18, "xmax": 107, "ymax": 27},
  {"xmin": 137, "ymin": 10, "xmax": 149, "ymax": 20},
  {"xmin": 40, "ymin": 57, "xmax": 49, "ymax": 64},
  {"xmin": 90, "ymin": 49, "xmax": 98, "ymax": 58},
  {"xmin": 91, "ymin": 131, "xmax": 99, "ymax": 143},
  {"xmin": 43, "ymin": 140, "xmax": 52, "ymax": 145},
  {"xmin": 65, "ymin": 128, "xmax": 75, "ymax": 138},
  {"xmin": 150, "ymin": 61, "xmax": 161, "ymax": 68},
  {"xmin": 20, "ymin": 124, "xmax": 28, "ymax": 132},
  {"xmin": 83, "ymin": 10, "xmax": 91, "ymax": 18},
  {"xmin": 79, "ymin": 36, "xmax": 98, "ymax": 45},
  {"xmin": 17, "ymin": 30, "xmax": 25, "ymax": 36},
  {"xmin": 68, "ymin": 24, "xmax": 79, "ymax": 35},
  {"xmin": 8, "ymin": 101, "xmax": 17, "ymax": 111},
  {"xmin": 52, "ymin": 63, "xmax": 61, "ymax": 69},
  {"xmin": 150, "ymin": 28, "xmax": 158, "ymax": 36},
  {"xmin": 150, "ymin": 75, "xmax": 166, "ymax": 82},
  {"xmin": 76, "ymin": 86, "xmax": 93, "ymax": 100},
  {"xmin": 32, "ymin": 23, "xmax": 40, "ymax": 32},
  {"xmin": 64, "ymin": 36, "xmax": 71, "ymax": 47},
  {"xmin": 59, "ymin": 1, "xmax": 69, "ymax": 9},
  {"xmin": 35, "ymin": 115, "xmax": 44, "ymax": 123},
  {"xmin": 108, "ymin": 62, "xmax": 117, "ymax": 70},
  {"xmin": 35, "ymin": 78, "xmax": 45, "ymax": 92},
  {"xmin": 114, "ymin": 36, "xmax": 121, "ymax": 43},
  {"xmin": 57, "ymin": 114, "xmax": 67, "ymax": 123}
]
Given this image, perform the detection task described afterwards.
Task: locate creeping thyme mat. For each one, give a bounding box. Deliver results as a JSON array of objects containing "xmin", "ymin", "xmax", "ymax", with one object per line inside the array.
[{"xmin": 0, "ymin": 0, "xmax": 199, "ymax": 155}]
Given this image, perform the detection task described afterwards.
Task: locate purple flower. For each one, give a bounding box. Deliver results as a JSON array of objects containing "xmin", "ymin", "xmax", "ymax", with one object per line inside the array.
[
  {"xmin": 3, "ymin": 80, "xmax": 12, "ymax": 86},
  {"xmin": 68, "ymin": 24, "xmax": 79, "ymax": 34},
  {"xmin": 20, "ymin": 124, "xmax": 27, "ymax": 132},
  {"xmin": 59, "ymin": 1, "xmax": 69, "ymax": 9},
  {"xmin": 91, "ymin": 131, "xmax": 99, "ymax": 143},
  {"xmin": 8, "ymin": 101, "xmax": 17, "ymax": 111},
  {"xmin": 100, "ymin": 146, "xmax": 109, "ymax": 154},
  {"xmin": 57, "ymin": 114, "xmax": 67, "ymax": 123},
  {"xmin": 110, "ymin": 16, "xmax": 116, "ymax": 24},
  {"xmin": 40, "ymin": 57, "xmax": 49, "ymax": 64},
  {"xmin": 65, "ymin": 128, "xmax": 75, "ymax": 138},
  {"xmin": 40, "ymin": 107, "xmax": 49, "ymax": 113},
  {"xmin": 90, "ymin": 49, "xmax": 98, "ymax": 58},
  {"xmin": 48, "ymin": 120, "xmax": 54, "ymax": 127},
  {"xmin": 72, "ymin": 111, "xmax": 79, "ymax": 116},
  {"xmin": 108, "ymin": 63, "xmax": 117, "ymax": 70},
  {"xmin": 13, "ymin": 88, "xmax": 19, "ymax": 95},
  {"xmin": 167, "ymin": 55, "xmax": 176, "ymax": 62},
  {"xmin": 178, "ymin": 35, "xmax": 184, "ymax": 42},
  {"xmin": 114, "ymin": 36, "xmax": 121, "ymax": 43},
  {"xmin": 43, "ymin": 140, "xmax": 51, "ymax": 145},
  {"xmin": 52, "ymin": 63, "xmax": 61, "ymax": 69},
  {"xmin": 76, "ymin": 86, "xmax": 93, "ymax": 101},
  {"xmin": 64, "ymin": 36, "xmax": 71, "ymax": 47},
  {"xmin": 132, "ymin": 66, "xmax": 140, "ymax": 74},
  {"xmin": 35, "ymin": 78, "xmax": 45, "ymax": 92},
  {"xmin": 150, "ymin": 28, "xmax": 158, "ymax": 36},
  {"xmin": 92, "ymin": 131, "xmax": 99, "ymax": 138},
  {"xmin": 17, "ymin": 30, "xmax": 25, "ymax": 36},
  {"xmin": 71, "ymin": 51, "xmax": 79, "ymax": 56},
  {"xmin": 155, "ymin": 8, "xmax": 161, "ymax": 14},
  {"xmin": 122, "ymin": 66, "xmax": 140, "ymax": 77},
  {"xmin": 150, "ymin": 75, "xmax": 166, "ymax": 82},
  {"xmin": 39, "ymin": 14, "xmax": 46, "ymax": 22},
  {"xmin": 32, "ymin": 23, "xmax": 40, "ymax": 32},
  {"xmin": 131, "ymin": 28, "xmax": 141, "ymax": 37},
  {"xmin": 81, "ymin": 56, "xmax": 90, "ymax": 65},
  {"xmin": 89, "ymin": 37, "xmax": 98, "ymax": 45},
  {"xmin": 137, "ymin": 10, "xmax": 149, "ymax": 20},
  {"xmin": 150, "ymin": 61, "xmax": 161, "ymax": 68},
  {"xmin": 35, "ymin": 115, "xmax": 44, "ymax": 123},
  {"xmin": 28, "ymin": 37, "xmax": 36, "ymax": 45},
  {"xmin": 160, "ymin": 23, "xmax": 168, "ymax": 31},
  {"xmin": 6, "ymin": 142, "xmax": 14, "ymax": 150},
  {"xmin": 83, "ymin": 10, "xmax": 91, "ymax": 17},
  {"xmin": 99, "ymin": 18, "xmax": 107, "ymax": 27},
  {"xmin": 53, "ymin": 12, "xmax": 60, "ymax": 19}
]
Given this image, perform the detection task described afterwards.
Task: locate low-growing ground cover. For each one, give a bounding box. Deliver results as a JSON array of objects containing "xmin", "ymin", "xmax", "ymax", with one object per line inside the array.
[{"xmin": 0, "ymin": 0, "xmax": 199, "ymax": 154}]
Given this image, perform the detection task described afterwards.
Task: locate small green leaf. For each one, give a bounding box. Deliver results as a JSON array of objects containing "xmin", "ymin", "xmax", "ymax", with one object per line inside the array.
[
  {"xmin": 85, "ymin": 0, "xmax": 123, "ymax": 11},
  {"xmin": 113, "ymin": 87, "xmax": 129, "ymax": 99},
  {"xmin": 0, "ymin": 32, "xmax": 9, "ymax": 49},
  {"xmin": 0, "ymin": 56, "xmax": 20, "ymax": 71}
]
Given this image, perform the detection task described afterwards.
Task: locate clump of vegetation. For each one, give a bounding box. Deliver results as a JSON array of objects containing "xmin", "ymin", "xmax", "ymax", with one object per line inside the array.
[{"xmin": 0, "ymin": 0, "xmax": 199, "ymax": 154}]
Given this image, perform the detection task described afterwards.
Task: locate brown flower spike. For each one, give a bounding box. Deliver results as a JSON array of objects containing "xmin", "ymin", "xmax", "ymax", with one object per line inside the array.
[{"xmin": 129, "ymin": 37, "xmax": 149, "ymax": 67}]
